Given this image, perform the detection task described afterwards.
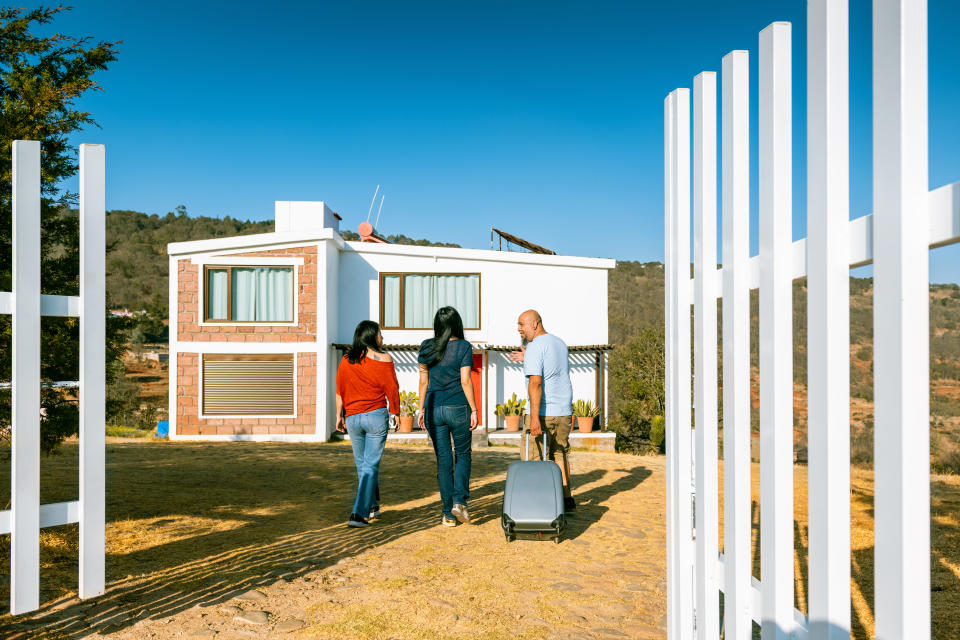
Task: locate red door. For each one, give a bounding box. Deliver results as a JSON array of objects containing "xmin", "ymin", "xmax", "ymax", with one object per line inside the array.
[{"xmin": 470, "ymin": 353, "xmax": 483, "ymax": 426}]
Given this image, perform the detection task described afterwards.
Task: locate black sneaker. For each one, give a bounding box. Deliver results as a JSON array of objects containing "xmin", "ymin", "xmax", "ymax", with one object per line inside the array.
[
  {"xmin": 348, "ymin": 513, "xmax": 370, "ymax": 528},
  {"xmin": 564, "ymin": 496, "xmax": 577, "ymax": 512}
]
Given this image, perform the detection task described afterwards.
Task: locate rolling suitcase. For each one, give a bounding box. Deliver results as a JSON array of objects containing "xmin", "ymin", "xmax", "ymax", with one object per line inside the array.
[{"xmin": 501, "ymin": 430, "xmax": 566, "ymax": 543}]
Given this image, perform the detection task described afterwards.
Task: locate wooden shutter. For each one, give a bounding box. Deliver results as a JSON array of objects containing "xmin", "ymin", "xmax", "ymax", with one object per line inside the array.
[{"xmin": 202, "ymin": 354, "xmax": 295, "ymax": 415}]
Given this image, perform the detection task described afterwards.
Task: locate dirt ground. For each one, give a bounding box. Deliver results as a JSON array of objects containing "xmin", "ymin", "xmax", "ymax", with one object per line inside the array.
[
  {"xmin": 0, "ymin": 441, "xmax": 667, "ymax": 640},
  {"xmin": 4, "ymin": 439, "xmax": 960, "ymax": 639}
]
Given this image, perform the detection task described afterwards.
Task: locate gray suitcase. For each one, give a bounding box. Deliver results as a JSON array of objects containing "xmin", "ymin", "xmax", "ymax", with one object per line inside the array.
[{"xmin": 501, "ymin": 431, "xmax": 566, "ymax": 543}]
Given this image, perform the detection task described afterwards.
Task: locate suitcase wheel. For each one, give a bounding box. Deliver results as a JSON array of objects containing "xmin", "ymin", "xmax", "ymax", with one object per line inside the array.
[{"xmin": 505, "ymin": 532, "xmax": 515, "ymax": 542}]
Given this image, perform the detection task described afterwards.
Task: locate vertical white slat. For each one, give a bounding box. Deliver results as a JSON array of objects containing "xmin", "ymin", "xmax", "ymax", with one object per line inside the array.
[
  {"xmin": 759, "ymin": 22, "xmax": 795, "ymax": 640},
  {"xmin": 10, "ymin": 139, "xmax": 41, "ymax": 615},
  {"xmin": 79, "ymin": 144, "xmax": 106, "ymax": 599},
  {"xmin": 672, "ymin": 87, "xmax": 695, "ymax": 640},
  {"xmin": 168, "ymin": 254, "xmax": 179, "ymax": 439},
  {"xmin": 872, "ymin": 1, "xmax": 930, "ymax": 638},
  {"xmin": 693, "ymin": 70, "xmax": 720, "ymax": 640},
  {"xmin": 664, "ymin": 91, "xmax": 678, "ymax": 640},
  {"xmin": 806, "ymin": 1, "xmax": 852, "ymax": 638},
  {"xmin": 721, "ymin": 50, "xmax": 752, "ymax": 640}
]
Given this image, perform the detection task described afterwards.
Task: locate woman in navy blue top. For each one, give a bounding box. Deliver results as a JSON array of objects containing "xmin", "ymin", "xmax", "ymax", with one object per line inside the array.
[{"xmin": 417, "ymin": 306, "xmax": 478, "ymax": 527}]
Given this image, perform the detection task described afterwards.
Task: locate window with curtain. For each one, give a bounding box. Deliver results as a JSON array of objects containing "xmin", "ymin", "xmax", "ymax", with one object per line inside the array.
[
  {"xmin": 204, "ymin": 265, "xmax": 294, "ymax": 322},
  {"xmin": 380, "ymin": 273, "xmax": 480, "ymax": 329}
]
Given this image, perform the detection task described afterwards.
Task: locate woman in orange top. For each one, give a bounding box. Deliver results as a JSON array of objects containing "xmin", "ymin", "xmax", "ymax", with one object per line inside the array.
[{"xmin": 335, "ymin": 320, "xmax": 400, "ymax": 528}]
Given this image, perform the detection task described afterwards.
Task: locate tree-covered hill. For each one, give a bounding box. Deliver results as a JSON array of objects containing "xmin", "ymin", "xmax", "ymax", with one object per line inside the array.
[
  {"xmin": 103, "ymin": 208, "xmax": 461, "ymax": 312},
  {"xmin": 102, "ymin": 209, "xmax": 960, "ymax": 469}
]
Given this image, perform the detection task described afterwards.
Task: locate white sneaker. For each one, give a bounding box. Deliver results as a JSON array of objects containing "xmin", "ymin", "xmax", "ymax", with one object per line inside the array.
[
  {"xmin": 451, "ymin": 503, "xmax": 471, "ymax": 524},
  {"xmin": 441, "ymin": 515, "xmax": 458, "ymax": 527}
]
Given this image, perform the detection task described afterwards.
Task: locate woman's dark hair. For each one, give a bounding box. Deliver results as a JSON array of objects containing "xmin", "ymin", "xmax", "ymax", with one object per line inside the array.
[
  {"xmin": 424, "ymin": 306, "xmax": 465, "ymax": 366},
  {"xmin": 347, "ymin": 320, "xmax": 383, "ymax": 364}
]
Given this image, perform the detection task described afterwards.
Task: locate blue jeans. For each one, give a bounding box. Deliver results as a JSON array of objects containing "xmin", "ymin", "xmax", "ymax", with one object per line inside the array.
[
  {"xmin": 345, "ymin": 407, "xmax": 388, "ymax": 517},
  {"xmin": 425, "ymin": 404, "xmax": 472, "ymax": 517}
]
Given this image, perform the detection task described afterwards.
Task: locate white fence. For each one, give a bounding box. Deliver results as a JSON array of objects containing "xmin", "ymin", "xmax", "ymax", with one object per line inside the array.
[
  {"xmin": 1, "ymin": 141, "xmax": 106, "ymax": 615},
  {"xmin": 664, "ymin": 1, "xmax": 950, "ymax": 638}
]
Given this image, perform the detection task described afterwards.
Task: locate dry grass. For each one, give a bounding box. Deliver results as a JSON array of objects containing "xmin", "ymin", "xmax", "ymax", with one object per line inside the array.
[
  {"xmin": 0, "ymin": 439, "xmax": 665, "ymax": 639},
  {"xmin": 4, "ymin": 438, "xmax": 958, "ymax": 639},
  {"xmin": 717, "ymin": 462, "xmax": 960, "ymax": 639}
]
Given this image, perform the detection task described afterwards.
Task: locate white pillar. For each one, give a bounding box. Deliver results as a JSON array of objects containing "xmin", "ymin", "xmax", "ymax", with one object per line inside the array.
[
  {"xmin": 664, "ymin": 91, "xmax": 678, "ymax": 640},
  {"xmin": 759, "ymin": 21, "xmax": 795, "ymax": 639},
  {"xmin": 78, "ymin": 144, "xmax": 106, "ymax": 599},
  {"xmin": 670, "ymin": 86, "xmax": 694, "ymax": 640},
  {"xmin": 721, "ymin": 50, "xmax": 752, "ymax": 640},
  {"xmin": 873, "ymin": 0, "xmax": 930, "ymax": 637},
  {"xmin": 10, "ymin": 139, "xmax": 41, "ymax": 615},
  {"xmin": 807, "ymin": 1, "xmax": 852, "ymax": 637},
  {"xmin": 693, "ymin": 70, "xmax": 719, "ymax": 640}
]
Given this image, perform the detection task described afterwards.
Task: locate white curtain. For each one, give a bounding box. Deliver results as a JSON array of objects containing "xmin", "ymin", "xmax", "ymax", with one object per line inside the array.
[
  {"xmin": 403, "ymin": 274, "xmax": 479, "ymax": 329},
  {"xmin": 207, "ymin": 269, "xmax": 228, "ymax": 319},
  {"xmin": 231, "ymin": 267, "xmax": 292, "ymax": 321},
  {"xmin": 256, "ymin": 268, "xmax": 293, "ymax": 321},
  {"xmin": 232, "ymin": 268, "xmax": 257, "ymax": 321},
  {"xmin": 435, "ymin": 275, "xmax": 479, "ymax": 328},
  {"xmin": 383, "ymin": 276, "xmax": 401, "ymax": 327}
]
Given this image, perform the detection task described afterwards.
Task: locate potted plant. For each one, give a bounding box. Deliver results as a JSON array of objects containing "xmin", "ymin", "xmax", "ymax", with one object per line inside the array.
[
  {"xmin": 572, "ymin": 399, "xmax": 600, "ymax": 433},
  {"xmin": 495, "ymin": 392, "xmax": 526, "ymax": 431},
  {"xmin": 397, "ymin": 391, "xmax": 418, "ymax": 433}
]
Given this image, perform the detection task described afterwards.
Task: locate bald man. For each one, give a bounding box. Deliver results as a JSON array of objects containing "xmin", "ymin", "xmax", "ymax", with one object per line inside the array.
[{"xmin": 514, "ymin": 309, "xmax": 576, "ymax": 512}]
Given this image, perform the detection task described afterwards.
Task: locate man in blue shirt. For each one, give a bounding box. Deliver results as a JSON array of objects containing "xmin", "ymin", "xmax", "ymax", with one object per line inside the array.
[{"xmin": 512, "ymin": 309, "xmax": 576, "ymax": 512}]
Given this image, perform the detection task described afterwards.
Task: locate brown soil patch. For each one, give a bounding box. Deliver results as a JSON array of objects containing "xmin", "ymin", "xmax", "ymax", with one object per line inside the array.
[{"xmin": 0, "ymin": 441, "xmax": 666, "ymax": 639}]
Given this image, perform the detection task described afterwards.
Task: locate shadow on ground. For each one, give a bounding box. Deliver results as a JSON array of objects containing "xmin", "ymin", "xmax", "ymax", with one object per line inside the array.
[{"xmin": 0, "ymin": 440, "xmax": 655, "ymax": 638}]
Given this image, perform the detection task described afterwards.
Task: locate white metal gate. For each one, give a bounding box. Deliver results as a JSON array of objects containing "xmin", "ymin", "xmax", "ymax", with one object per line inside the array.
[
  {"xmin": 1, "ymin": 140, "xmax": 106, "ymax": 615},
  {"xmin": 664, "ymin": 1, "xmax": 952, "ymax": 638}
]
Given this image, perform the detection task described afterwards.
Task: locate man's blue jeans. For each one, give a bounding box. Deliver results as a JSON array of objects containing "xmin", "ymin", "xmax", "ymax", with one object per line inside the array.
[
  {"xmin": 425, "ymin": 404, "xmax": 472, "ymax": 518},
  {"xmin": 345, "ymin": 407, "xmax": 388, "ymax": 517}
]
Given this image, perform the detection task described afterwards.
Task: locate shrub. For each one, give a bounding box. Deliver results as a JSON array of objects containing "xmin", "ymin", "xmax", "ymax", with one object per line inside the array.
[{"xmin": 650, "ymin": 416, "xmax": 666, "ymax": 453}]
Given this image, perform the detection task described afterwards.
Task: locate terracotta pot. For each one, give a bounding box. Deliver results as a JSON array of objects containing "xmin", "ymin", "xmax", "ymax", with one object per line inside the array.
[
  {"xmin": 576, "ymin": 416, "xmax": 594, "ymax": 433},
  {"xmin": 398, "ymin": 416, "xmax": 414, "ymax": 433},
  {"xmin": 504, "ymin": 415, "xmax": 522, "ymax": 431}
]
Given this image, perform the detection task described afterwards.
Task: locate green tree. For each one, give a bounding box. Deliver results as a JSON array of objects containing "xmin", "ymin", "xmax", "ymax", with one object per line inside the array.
[
  {"xmin": 0, "ymin": 6, "xmax": 123, "ymax": 453},
  {"xmin": 609, "ymin": 326, "xmax": 665, "ymax": 454}
]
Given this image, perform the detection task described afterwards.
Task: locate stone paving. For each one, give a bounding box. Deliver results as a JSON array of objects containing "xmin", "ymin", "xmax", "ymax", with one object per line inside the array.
[{"xmin": 3, "ymin": 442, "xmax": 666, "ymax": 640}]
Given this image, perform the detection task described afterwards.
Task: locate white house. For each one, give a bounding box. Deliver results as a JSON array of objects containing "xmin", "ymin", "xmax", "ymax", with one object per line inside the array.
[{"xmin": 167, "ymin": 201, "xmax": 614, "ymax": 442}]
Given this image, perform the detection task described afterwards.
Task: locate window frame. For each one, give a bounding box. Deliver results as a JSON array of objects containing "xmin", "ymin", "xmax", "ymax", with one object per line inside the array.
[
  {"xmin": 202, "ymin": 264, "xmax": 297, "ymax": 324},
  {"xmin": 379, "ymin": 272, "xmax": 482, "ymax": 330}
]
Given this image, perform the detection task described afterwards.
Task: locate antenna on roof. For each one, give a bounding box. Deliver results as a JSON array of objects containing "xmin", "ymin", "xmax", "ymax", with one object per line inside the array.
[
  {"xmin": 366, "ymin": 184, "xmax": 380, "ymax": 223},
  {"xmin": 375, "ymin": 194, "xmax": 385, "ymax": 229}
]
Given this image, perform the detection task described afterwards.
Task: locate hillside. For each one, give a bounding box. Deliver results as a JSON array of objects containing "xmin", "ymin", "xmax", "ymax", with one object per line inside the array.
[
  {"xmin": 103, "ymin": 211, "xmax": 960, "ymax": 470},
  {"xmin": 104, "ymin": 208, "xmax": 461, "ymax": 313}
]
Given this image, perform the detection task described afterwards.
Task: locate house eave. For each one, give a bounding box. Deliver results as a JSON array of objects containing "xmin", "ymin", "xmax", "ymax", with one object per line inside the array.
[{"xmin": 167, "ymin": 229, "xmax": 342, "ymax": 256}]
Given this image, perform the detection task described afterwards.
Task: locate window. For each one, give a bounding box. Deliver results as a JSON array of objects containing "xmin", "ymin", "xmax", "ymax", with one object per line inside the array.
[
  {"xmin": 380, "ymin": 273, "xmax": 481, "ymax": 329},
  {"xmin": 204, "ymin": 265, "xmax": 294, "ymax": 322},
  {"xmin": 202, "ymin": 354, "xmax": 295, "ymax": 415}
]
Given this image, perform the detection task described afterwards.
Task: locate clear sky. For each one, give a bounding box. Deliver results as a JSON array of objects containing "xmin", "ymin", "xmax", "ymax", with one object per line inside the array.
[{"xmin": 31, "ymin": 1, "xmax": 960, "ymax": 281}]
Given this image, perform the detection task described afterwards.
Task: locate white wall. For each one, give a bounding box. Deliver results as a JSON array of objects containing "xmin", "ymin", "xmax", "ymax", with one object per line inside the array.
[
  {"xmin": 336, "ymin": 243, "xmax": 611, "ymax": 424},
  {"xmin": 337, "ymin": 243, "xmax": 611, "ymax": 347}
]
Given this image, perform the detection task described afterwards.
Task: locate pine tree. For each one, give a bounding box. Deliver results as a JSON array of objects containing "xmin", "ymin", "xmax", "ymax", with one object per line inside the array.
[{"xmin": 0, "ymin": 6, "xmax": 126, "ymax": 453}]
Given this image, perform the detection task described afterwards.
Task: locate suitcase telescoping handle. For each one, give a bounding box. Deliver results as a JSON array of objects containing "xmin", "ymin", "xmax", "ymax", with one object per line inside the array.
[{"xmin": 524, "ymin": 429, "xmax": 549, "ymax": 462}]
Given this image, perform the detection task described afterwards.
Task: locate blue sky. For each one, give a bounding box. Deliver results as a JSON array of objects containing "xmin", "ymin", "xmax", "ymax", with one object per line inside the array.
[{"xmin": 33, "ymin": 1, "xmax": 960, "ymax": 281}]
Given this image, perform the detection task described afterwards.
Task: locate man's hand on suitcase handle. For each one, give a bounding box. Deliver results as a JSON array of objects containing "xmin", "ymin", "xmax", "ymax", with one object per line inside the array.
[{"xmin": 529, "ymin": 414, "xmax": 542, "ymax": 437}]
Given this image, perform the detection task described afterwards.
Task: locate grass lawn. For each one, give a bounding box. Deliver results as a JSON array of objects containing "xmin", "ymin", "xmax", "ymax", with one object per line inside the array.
[{"xmin": 0, "ymin": 439, "xmax": 958, "ymax": 638}]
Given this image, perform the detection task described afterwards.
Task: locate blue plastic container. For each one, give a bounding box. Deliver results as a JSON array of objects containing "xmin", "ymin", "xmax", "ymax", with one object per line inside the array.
[{"xmin": 156, "ymin": 420, "xmax": 169, "ymax": 438}]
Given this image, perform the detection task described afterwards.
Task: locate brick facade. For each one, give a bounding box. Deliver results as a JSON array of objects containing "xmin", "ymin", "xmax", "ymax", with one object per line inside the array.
[
  {"xmin": 176, "ymin": 245, "xmax": 318, "ymax": 342},
  {"xmin": 175, "ymin": 245, "xmax": 320, "ymax": 437},
  {"xmin": 176, "ymin": 352, "xmax": 317, "ymax": 436}
]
